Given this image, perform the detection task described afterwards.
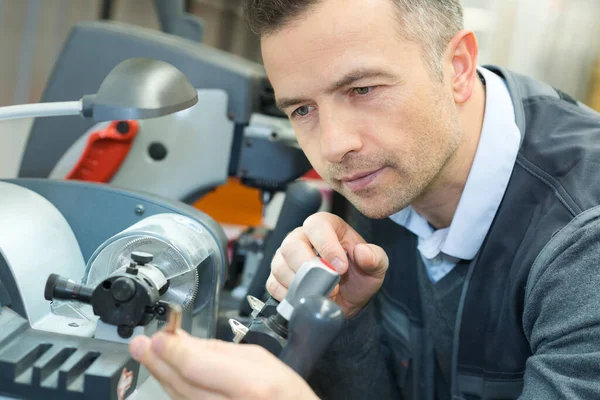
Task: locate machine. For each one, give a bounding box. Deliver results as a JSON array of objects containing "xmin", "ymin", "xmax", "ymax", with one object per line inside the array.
[
  {"xmin": 0, "ymin": 180, "xmax": 345, "ymax": 399},
  {"xmin": 18, "ymin": 20, "xmax": 312, "ymax": 203},
  {"xmin": 0, "ymin": 24, "xmax": 343, "ymax": 396},
  {"xmin": 0, "ymin": 178, "xmax": 228, "ymax": 399}
]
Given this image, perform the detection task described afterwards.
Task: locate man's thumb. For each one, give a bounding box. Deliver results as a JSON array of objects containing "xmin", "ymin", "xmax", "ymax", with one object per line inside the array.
[{"xmin": 353, "ymin": 243, "xmax": 389, "ymax": 278}]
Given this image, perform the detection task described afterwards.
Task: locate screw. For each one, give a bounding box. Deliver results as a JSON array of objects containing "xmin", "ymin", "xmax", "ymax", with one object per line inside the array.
[
  {"xmin": 135, "ymin": 204, "xmax": 145, "ymax": 215},
  {"xmin": 68, "ymin": 322, "xmax": 79, "ymax": 327},
  {"xmin": 118, "ymin": 325, "xmax": 134, "ymax": 338},
  {"xmin": 156, "ymin": 306, "xmax": 166, "ymax": 316},
  {"xmin": 116, "ymin": 121, "xmax": 130, "ymax": 134}
]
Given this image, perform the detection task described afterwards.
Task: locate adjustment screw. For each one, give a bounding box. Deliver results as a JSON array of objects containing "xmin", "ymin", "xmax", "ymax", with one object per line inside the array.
[
  {"xmin": 135, "ymin": 204, "xmax": 145, "ymax": 215},
  {"xmin": 116, "ymin": 121, "xmax": 130, "ymax": 134},
  {"xmin": 131, "ymin": 251, "xmax": 153, "ymax": 265},
  {"xmin": 156, "ymin": 306, "xmax": 166, "ymax": 316}
]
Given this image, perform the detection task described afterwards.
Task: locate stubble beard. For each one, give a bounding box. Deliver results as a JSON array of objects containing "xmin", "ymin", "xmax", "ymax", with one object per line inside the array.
[{"xmin": 326, "ymin": 92, "xmax": 462, "ymax": 220}]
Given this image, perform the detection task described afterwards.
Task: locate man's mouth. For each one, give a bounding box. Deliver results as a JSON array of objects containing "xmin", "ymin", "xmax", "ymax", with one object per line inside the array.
[{"xmin": 339, "ymin": 167, "xmax": 386, "ymax": 191}]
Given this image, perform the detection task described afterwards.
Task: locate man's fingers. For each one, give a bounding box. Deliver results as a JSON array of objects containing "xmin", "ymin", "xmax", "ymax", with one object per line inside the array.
[
  {"xmin": 279, "ymin": 229, "xmax": 320, "ymax": 273},
  {"xmin": 270, "ymin": 250, "xmax": 296, "ymax": 288},
  {"xmin": 353, "ymin": 243, "xmax": 389, "ymax": 278},
  {"xmin": 329, "ymin": 283, "xmax": 340, "ymax": 299},
  {"xmin": 148, "ymin": 332, "xmax": 252, "ymax": 393},
  {"xmin": 129, "ymin": 336, "xmax": 198, "ymax": 399},
  {"xmin": 266, "ymin": 274, "xmax": 288, "ymax": 301},
  {"xmin": 303, "ymin": 213, "xmax": 353, "ymax": 273}
]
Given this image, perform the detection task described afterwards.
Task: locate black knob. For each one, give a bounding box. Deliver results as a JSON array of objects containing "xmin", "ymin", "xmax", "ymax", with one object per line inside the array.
[
  {"xmin": 111, "ymin": 277, "xmax": 136, "ymax": 302},
  {"xmin": 131, "ymin": 251, "xmax": 153, "ymax": 265},
  {"xmin": 115, "ymin": 121, "xmax": 130, "ymax": 134},
  {"xmin": 148, "ymin": 142, "xmax": 167, "ymax": 161},
  {"xmin": 118, "ymin": 325, "xmax": 134, "ymax": 338},
  {"xmin": 44, "ymin": 273, "xmax": 94, "ymax": 304}
]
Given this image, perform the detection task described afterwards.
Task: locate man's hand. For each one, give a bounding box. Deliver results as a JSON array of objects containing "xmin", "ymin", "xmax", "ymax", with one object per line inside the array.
[
  {"xmin": 267, "ymin": 211, "xmax": 389, "ymax": 317},
  {"xmin": 129, "ymin": 330, "xmax": 318, "ymax": 400}
]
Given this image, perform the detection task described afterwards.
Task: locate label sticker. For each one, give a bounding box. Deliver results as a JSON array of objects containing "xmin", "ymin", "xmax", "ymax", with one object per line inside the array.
[{"xmin": 117, "ymin": 367, "xmax": 134, "ymax": 400}]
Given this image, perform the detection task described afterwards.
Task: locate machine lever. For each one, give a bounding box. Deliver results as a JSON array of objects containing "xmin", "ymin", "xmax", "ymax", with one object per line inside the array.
[
  {"xmin": 232, "ymin": 257, "xmax": 339, "ymax": 345},
  {"xmin": 278, "ymin": 296, "xmax": 344, "ymax": 379},
  {"xmin": 45, "ymin": 273, "xmax": 94, "ymax": 303}
]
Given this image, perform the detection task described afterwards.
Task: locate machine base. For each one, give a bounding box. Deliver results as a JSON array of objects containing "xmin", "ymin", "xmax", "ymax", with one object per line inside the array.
[{"xmin": 0, "ymin": 307, "xmax": 142, "ymax": 400}]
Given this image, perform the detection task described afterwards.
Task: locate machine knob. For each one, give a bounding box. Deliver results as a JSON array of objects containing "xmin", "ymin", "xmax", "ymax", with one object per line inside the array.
[
  {"xmin": 111, "ymin": 277, "xmax": 137, "ymax": 302},
  {"xmin": 278, "ymin": 296, "xmax": 344, "ymax": 379},
  {"xmin": 131, "ymin": 251, "xmax": 153, "ymax": 265},
  {"xmin": 44, "ymin": 273, "xmax": 94, "ymax": 304}
]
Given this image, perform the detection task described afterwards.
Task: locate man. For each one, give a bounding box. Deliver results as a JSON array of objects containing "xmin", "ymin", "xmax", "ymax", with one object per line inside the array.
[{"xmin": 128, "ymin": 0, "xmax": 600, "ymax": 399}]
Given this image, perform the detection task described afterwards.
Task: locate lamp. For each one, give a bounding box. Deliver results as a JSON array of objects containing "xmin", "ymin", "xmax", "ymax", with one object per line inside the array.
[{"xmin": 0, "ymin": 58, "xmax": 198, "ymax": 122}]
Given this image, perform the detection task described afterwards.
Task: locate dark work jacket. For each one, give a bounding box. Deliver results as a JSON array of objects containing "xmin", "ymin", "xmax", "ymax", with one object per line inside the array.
[{"xmin": 308, "ymin": 66, "xmax": 600, "ymax": 400}]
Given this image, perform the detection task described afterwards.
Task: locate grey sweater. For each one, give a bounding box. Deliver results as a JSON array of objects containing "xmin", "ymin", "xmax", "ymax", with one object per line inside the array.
[{"xmin": 307, "ymin": 214, "xmax": 600, "ymax": 399}]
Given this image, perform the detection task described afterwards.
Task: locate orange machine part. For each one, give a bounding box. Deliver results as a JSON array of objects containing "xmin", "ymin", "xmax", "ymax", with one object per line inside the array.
[
  {"xmin": 193, "ymin": 178, "xmax": 264, "ymax": 226},
  {"xmin": 193, "ymin": 170, "xmax": 323, "ymax": 227},
  {"xmin": 65, "ymin": 120, "xmax": 139, "ymax": 183}
]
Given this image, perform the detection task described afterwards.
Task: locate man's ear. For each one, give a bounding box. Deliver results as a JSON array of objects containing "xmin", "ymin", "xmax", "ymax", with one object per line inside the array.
[{"xmin": 445, "ymin": 30, "xmax": 479, "ymax": 104}]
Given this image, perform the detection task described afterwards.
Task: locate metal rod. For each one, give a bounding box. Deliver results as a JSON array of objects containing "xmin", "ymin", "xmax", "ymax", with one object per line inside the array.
[{"xmin": 0, "ymin": 101, "xmax": 81, "ymax": 120}]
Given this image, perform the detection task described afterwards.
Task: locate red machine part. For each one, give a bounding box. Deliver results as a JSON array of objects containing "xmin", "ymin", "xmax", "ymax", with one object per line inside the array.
[{"xmin": 65, "ymin": 120, "xmax": 139, "ymax": 183}]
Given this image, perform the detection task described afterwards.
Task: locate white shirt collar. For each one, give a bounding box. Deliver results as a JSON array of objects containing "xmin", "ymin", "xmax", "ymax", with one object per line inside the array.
[{"xmin": 389, "ymin": 67, "xmax": 521, "ymax": 261}]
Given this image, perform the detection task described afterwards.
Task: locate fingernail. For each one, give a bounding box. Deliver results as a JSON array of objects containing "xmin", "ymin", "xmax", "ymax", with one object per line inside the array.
[
  {"xmin": 331, "ymin": 257, "xmax": 344, "ymax": 273},
  {"xmin": 151, "ymin": 333, "xmax": 167, "ymax": 355},
  {"xmin": 130, "ymin": 339, "xmax": 145, "ymax": 360}
]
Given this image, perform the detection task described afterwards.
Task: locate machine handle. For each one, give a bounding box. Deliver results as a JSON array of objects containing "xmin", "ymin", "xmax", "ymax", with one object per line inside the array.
[
  {"xmin": 241, "ymin": 180, "xmax": 323, "ymax": 316},
  {"xmin": 276, "ymin": 257, "xmax": 340, "ymax": 321},
  {"xmin": 278, "ymin": 296, "xmax": 344, "ymax": 379},
  {"xmin": 44, "ymin": 273, "xmax": 94, "ymax": 304}
]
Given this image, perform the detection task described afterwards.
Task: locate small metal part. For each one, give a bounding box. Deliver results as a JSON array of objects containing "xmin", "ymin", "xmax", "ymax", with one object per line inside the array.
[
  {"xmin": 229, "ymin": 319, "xmax": 249, "ymax": 344},
  {"xmin": 131, "ymin": 251, "xmax": 153, "ymax": 265},
  {"xmin": 135, "ymin": 204, "xmax": 145, "ymax": 215},
  {"xmin": 126, "ymin": 262, "xmax": 139, "ymax": 275},
  {"xmin": 247, "ymin": 295, "xmax": 265, "ymax": 318},
  {"xmin": 165, "ymin": 304, "xmax": 182, "ymax": 334},
  {"xmin": 118, "ymin": 325, "xmax": 134, "ymax": 338}
]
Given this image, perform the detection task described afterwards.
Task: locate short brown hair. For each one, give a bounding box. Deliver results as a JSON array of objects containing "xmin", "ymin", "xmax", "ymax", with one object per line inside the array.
[{"xmin": 243, "ymin": 0, "xmax": 464, "ymax": 78}]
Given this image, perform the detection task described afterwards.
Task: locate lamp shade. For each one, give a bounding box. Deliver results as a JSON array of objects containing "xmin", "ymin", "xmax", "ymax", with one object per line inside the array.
[{"xmin": 82, "ymin": 58, "xmax": 198, "ymax": 122}]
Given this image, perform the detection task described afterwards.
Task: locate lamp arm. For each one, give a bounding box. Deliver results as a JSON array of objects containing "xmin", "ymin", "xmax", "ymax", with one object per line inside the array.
[{"xmin": 0, "ymin": 101, "xmax": 82, "ymax": 120}]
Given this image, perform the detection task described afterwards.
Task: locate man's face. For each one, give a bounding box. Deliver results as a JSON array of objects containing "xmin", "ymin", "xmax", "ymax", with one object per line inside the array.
[{"xmin": 261, "ymin": 0, "xmax": 462, "ymax": 219}]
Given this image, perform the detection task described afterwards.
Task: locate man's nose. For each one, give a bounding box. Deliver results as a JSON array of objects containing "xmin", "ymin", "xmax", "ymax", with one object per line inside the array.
[{"xmin": 319, "ymin": 108, "xmax": 362, "ymax": 163}]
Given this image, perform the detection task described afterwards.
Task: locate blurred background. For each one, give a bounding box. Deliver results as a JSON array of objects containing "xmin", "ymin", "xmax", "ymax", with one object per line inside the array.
[{"xmin": 2, "ymin": 0, "xmax": 600, "ymax": 176}]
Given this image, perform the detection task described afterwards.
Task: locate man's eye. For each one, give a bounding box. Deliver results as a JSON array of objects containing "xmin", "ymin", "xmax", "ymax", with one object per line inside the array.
[
  {"xmin": 293, "ymin": 106, "xmax": 311, "ymax": 117},
  {"xmin": 353, "ymin": 87, "xmax": 373, "ymax": 95}
]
